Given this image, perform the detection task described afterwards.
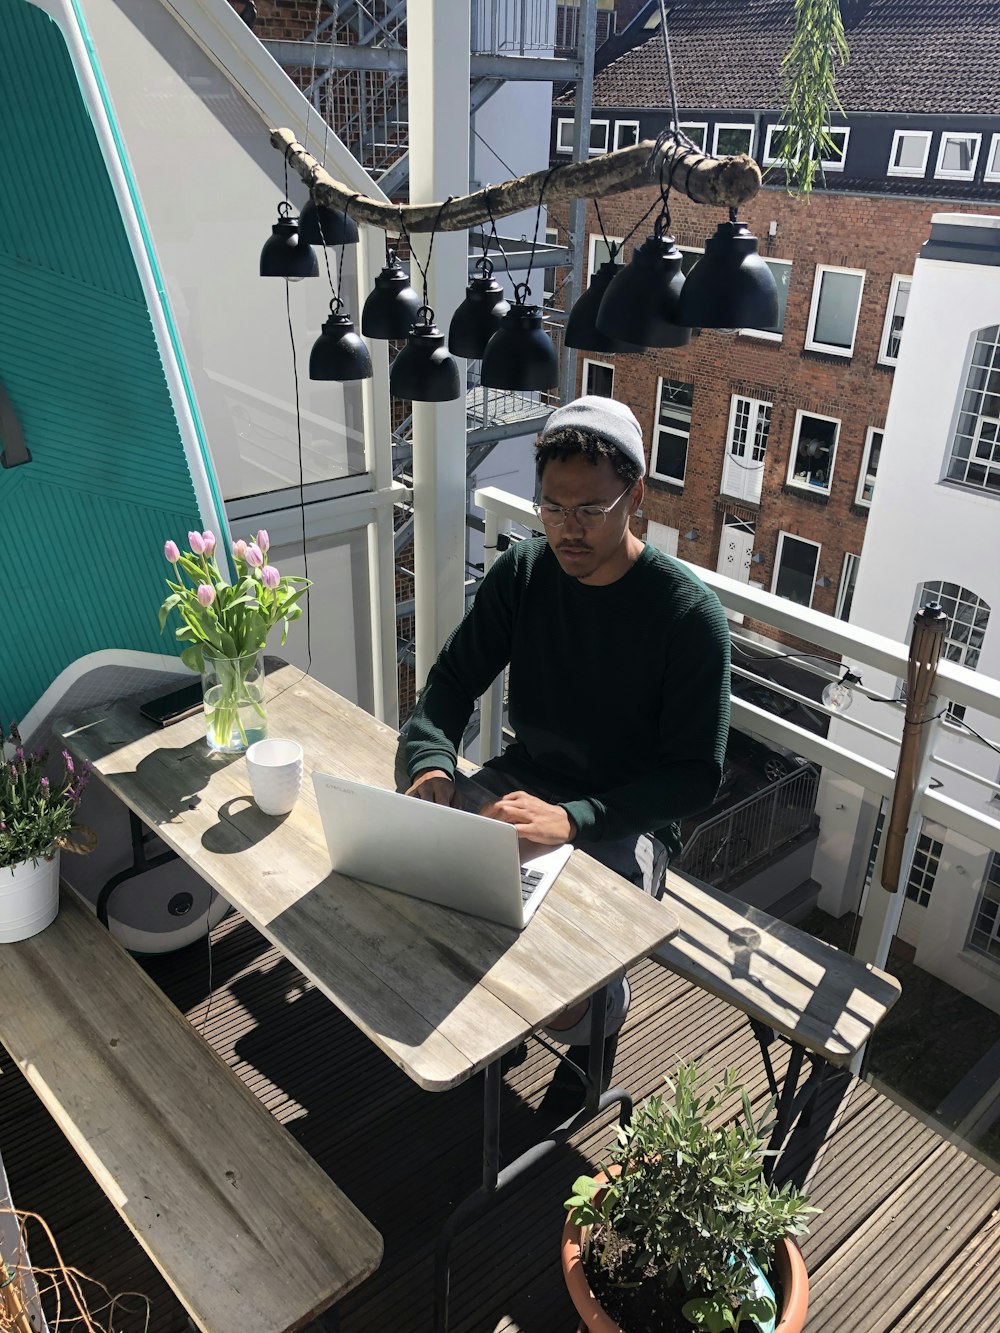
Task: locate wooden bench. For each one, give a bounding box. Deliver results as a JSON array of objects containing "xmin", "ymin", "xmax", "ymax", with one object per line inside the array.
[
  {"xmin": 0, "ymin": 887, "xmax": 382, "ymax": 1333},
  {"xmin": 653, "ymin": 872, "xmax": 902, "ymax": 1162}
]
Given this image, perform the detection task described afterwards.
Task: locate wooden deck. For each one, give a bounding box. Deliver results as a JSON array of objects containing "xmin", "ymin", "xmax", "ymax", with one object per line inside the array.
[{"xmin": 2, "ymin": 907, "xmax": 998, "ymax": 1332}]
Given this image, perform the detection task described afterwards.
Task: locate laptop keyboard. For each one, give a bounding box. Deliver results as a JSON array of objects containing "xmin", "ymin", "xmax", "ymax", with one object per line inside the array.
[{"xmin": 520, "ymin": 867, "xmax": 544, "ymax": 902}]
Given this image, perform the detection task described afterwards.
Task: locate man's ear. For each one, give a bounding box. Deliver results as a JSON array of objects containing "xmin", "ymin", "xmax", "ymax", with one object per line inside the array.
[{"xmin": 630, "ymin": 477, "xmax": 645, "ymax": 513}]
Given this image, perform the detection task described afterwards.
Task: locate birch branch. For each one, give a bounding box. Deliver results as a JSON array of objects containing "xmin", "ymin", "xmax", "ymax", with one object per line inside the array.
[{"xmin": 269, "ymin": 127, "xmax": 762, "ymax": 233}]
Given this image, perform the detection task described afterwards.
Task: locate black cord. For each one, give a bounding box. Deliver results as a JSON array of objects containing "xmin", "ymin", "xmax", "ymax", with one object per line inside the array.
[
  {"xmin": 397, "ymin": 197, "xmax": 453, "ymax": 308},
  {"xmin": 946, "ymin": 715, "xmax": 1000, "ymax": 755},
  {"xmin": 523, "ymin": 165, "xmax": 562, "ymax": 301}
]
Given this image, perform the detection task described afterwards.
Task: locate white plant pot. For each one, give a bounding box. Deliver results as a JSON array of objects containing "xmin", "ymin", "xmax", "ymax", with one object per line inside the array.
[{"xmin": 0, "ymin": 850, "xmax": 60, "ymax": 943}]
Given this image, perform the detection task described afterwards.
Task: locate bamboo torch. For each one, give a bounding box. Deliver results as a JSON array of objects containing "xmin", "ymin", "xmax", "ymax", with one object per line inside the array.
[
  {"xmin": 0, "ymin": 1245, "xmax": 35, "ymax": 1333},
  {"xmin": 881, "ymin": 602, "xmax": 948, "ymax": 891}
]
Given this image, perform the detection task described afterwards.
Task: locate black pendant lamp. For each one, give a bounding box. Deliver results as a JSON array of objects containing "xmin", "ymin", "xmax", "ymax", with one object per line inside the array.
[
  {"xmin": 259, "ymin": 201, "xmax": 318, "ymax": 281},
  {"xmin": 389, "ymin": 306, "xmax": 462, "ymax": 402},
  {"xmin": 309, "ymin": 301, "xmax": 373, "ymax": 382},
  {"xmin": 480, "ymin": 284, "xmax": 558, "ymax": 391},
  {"xmin": 676, "ymin": 212, "xmax": 779, "ymax": 330},
  {"xmin": 596, "ymin": 216, "xmax": 690, "ymax": 348},
  {"xmin": 448, "ymin": 257, "xmax": 511, "ymax": 358},
  {"xmin": 361, "ymin": 250, "xmax": 422, "ymax": 339},
  {"xmin": 299, "ymin": 195, "xmax": 360, "ymax": 248},
  {"xmin": 565, "ymin": 256, "xmax": 645, "ymax": 353}
]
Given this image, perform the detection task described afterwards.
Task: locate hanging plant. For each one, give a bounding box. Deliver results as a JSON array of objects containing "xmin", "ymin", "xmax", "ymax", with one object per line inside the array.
[{"xmin": 775, "ymin": 0, "xmax": 851, "ymax": 193}]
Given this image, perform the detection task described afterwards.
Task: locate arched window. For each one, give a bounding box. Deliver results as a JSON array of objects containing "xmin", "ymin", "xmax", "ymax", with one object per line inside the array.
[
  {"xmin": 920, "ymin": 580, "xmax": 991, "ymax": 721},
  {"xmin": 946, "ymin": 326, "xmax": 1000, "ymax": 493}
]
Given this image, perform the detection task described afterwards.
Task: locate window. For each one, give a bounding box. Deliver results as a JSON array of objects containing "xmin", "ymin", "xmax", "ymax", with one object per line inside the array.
[
  {"xmin": 678, "ymin": 245, "xmax": 704, "ymax": 277},
  {"xmin": 614, "ymin": 120, "xmax": 640, "ymax": 151},
  {"xmin": 788, "ymin": 411, "xmax": 840, "ymax": 494},
  {"xmin": 836, "ymin": 552, "xmax": 860, "ymax": 620},
  {"xmin": 763, "ymin": 124, "xmax": 796, "ymax": 165},
  {"xmin": 556, "ymin": 118, "xmax": 574, "ymax": 154},
  {"xmin": 856, "ymin": 427, "xmax": 883, "ymax": 506},
  {"xmin": 651, "ymin": 378, "xmax": 693, "ymax": 485},
  {"xmin": 905, "ymin": 832, "xmax": 943, "ymax": 907},
  {"xmin": 985, "ymin": 133, "xmax": 1000, "ymax": 183},
  {"xmin": 679, "ymin": 122, "xmax": 708, "ymax": 152},
  {"xmin": 878, "ymin": 275, "xmax": 911, "ymax": 366},
  {"xmin": 764, "ymin": 125, "xmax": 848, "ymax": 170},
  {"xmin": 805, "ymin": 266, "xmax": 865, "ymax": 356},
  {"xmin": 721, "ymin": 395, "xmax": 771, "ymax": 503},
  {"xmin": 936, "ymin": 132, "xmax": 981, "ymax": 180},
  {"xmin": 969, "ymin": 853, "xmax": 1000, "ymax": 960},
  {"xmin": 919, "ymin": 580, "xmax": 991, "ymax": 722},
  {"xmin": 645, "ymin": 520, "xmax": 679, "ymax": 556},
  {"xmin": 772, "ymin": 532, "xmax": 820, "ymax": 607},
  {"xmin": 817, "ymin": 127, "xmax": 850, "ymax": 171},
  {"xmin": 946, "ymin": 325, "xmax": 1000, "ymax": 493},
  {"xmin": 588, "ymin": 232, "xmax": 624, "ymax": 281},
  {"xmin": 583, "ymin": 359, "xmax": 614, "ymax": 398},
  {"xmin": 888, "ymin": 129, "xmax": 931, "ymax": 177},
  {"xmin": 556, "ymin": 118, "xmax": 610, "ymax": 156},
  {"xmin": 542, "ymin": 226, "xmax": 559, "ymax": 305},
  {"xmin": 741, "ymin": 259, "xmax": 792, "ymax": 339},
  {"xmin": 713, "ymin": 123, "xmax": 754, "ymax": 158}
]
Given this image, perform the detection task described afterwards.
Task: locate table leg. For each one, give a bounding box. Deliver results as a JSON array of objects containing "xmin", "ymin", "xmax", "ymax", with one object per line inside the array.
[
  {"xmin": 96, "ymin": 809, "xmax": 179, "ymax": 928},
  {"xmin": 433, "ymin": 980, "xmax": 632, "ymax": 1333}
]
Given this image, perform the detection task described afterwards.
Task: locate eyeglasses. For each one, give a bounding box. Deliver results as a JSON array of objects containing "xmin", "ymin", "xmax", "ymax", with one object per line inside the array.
[{"xmin": 533, "ymin": 482, "xmax": 635, "ymax": 530}]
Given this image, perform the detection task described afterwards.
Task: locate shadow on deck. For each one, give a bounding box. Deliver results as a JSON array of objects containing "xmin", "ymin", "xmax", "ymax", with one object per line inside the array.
[{"xmin": 1, "ymin": 909, "xmax": 997, "ymax": 1332}]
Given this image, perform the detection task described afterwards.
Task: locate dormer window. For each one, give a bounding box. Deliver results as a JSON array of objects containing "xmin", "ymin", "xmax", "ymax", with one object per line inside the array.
[
  {"xmin": 888, "ymin": 129, "xmax": 931, "ymax": 177},
  {"xmin": 935, "ymin": 132, "xmax": 981, "ymax": 180}
]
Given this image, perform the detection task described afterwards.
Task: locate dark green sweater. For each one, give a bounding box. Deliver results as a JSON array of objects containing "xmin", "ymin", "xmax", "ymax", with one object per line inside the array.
[{"xmin": 404, "ymin": 537, "xmax": 731, "ymax": 850}]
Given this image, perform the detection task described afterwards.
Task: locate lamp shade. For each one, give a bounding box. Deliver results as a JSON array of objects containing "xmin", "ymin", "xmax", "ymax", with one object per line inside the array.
[
  {"xmin": 298, "ymin": 196, "xmax": 359, "ymax": 247},
  {"xmin": 480, "ymin": 297, "xmax": 559, "ymax": 390},
  {"xmin": 309, "ymin": 306, "xmax": 373, "ymax": 382},
  {"xmin": 259, "ymin": 204, "xmax": 318, "ymax": 281},
  {"xmin": 596, "ymin": 235, "xmax": 690, "ymax": 347},
  {"xmin": 565, "ymin": 261, "xmax": 644, "ymax": 353},
  {"xmin": 389, "ymin": 308, "xmax": 462, "ymax": 401},
  {"xmin": 361, "ymin": 257, "xmax": 422, "ymax": 339},
  {"xmin": 676, "ymin": 219, "xmax": 779, "ymax": 329},
  {"xmin": 448, "ymin": 260, "xmax": 510, "ymax": 357}
]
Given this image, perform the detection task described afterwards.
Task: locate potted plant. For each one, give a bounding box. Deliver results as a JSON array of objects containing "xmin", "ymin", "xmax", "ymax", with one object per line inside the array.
[
  {"xmin": 0, "ymin": 724, "xmax": 91, "ymax": 942},
  {"xmin": 562, "ymin": 1062, "xmax": 817, "ymax": 1333},
  {"xmin": 159, "ymin": 530, "xmax": 311, "ymax": 753}
]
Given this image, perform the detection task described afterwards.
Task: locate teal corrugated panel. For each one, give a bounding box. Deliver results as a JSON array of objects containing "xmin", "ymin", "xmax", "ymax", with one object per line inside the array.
[{"xmin": 0, "ymin": 2, "xmax": 202, "ymax": 722}]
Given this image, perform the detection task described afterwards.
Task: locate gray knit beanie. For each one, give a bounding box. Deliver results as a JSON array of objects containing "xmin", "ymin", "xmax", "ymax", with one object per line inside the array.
[{"xmin": 539, "ymin": 395, "xmax": 646, "ymax": 476}]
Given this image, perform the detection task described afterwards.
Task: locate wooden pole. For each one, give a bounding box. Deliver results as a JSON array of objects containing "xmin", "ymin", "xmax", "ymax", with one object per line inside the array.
[
  {"xmin": 0, "ymin": 1246, "xmax": 36, "ymax": 1333},
  {"xmin": 269, "ymin": 128, "xmax": 763, "ymax": 232},
  {"xmin": 882, "ymin": 602, "xmax": 948, "ymax": 891}
]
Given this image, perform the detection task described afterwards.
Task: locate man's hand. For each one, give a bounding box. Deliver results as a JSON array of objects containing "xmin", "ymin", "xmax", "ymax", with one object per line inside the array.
[
  {"xmin": 405, "ymin": 768, "xmax": 463, "ymax": 807},
  {"xmin": 481, "ymin": 790, "xmax": 576, "ymax": 845}
]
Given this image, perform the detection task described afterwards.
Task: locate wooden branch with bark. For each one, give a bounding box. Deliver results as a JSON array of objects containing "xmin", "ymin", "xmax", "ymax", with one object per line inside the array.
[{"xmin": 269, "ymin": 127, "xmax": 762, "ymax": 234}]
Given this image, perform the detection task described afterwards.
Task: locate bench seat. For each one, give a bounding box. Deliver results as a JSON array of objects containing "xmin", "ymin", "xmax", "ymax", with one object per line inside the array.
[{"xmin": 0, "ymin": 887, "xmax": 382, "ymax": 1333}]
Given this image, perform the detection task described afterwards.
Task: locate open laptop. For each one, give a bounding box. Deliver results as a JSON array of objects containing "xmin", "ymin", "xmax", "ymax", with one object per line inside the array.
[{"xmin": 312, "ymin": 773, "xmax": 574, "ymax": 929}]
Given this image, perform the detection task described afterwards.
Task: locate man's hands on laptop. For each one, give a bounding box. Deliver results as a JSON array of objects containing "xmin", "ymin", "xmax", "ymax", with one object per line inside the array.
[{"xmin": 406, "ymin": 771, "xmax": 577, "ymax": 846}]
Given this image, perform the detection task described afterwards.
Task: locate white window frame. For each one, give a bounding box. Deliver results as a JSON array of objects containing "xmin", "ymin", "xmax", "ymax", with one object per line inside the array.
[
  {"xmin": 856, "ymin": 426, "xmax": 883, "ymax": 507},
  {"xmin": 712, "ymin": 122, "xmax": 755, "ymax": 158},
  {"xmin": 772, "ymin": 531, "xmax": 821, "ymax": 609},
  {"xmin": 786, "ymin": 409, "xmax": 841, "ymax": 496},
  {"xmin": 555, "ymin": 118, "xmax": 574, "ymax": 154},
  {"xmin": 805, "ymin": 264, "xmax": 866, "ymax": 357},
  {"xmin": 888, "ymin": 129, "xmax": 932, "ymax": 178},
  {"xmin": 945, "ymin": 325, "xmax": 1000, "ymax": 494},
  {"xmin": 556, "ymin": 117, "xmax": 611, "ymax": 157},
  {"xmin": 679, "ymin": 122, "xmax": 708, "ymax": 152},
  {"xmin": 741, "ymin": 258, "xmax": 792, "ymax": 341},
  {"xmin": 582, "ymin": 358, "xmax": 614, "ymax": 398},
  {"xmin": 587, "ymin": 232, "xmax": 624, "ymax": 282},
  {"xmin": 817, "ymin": 126, "xmax": 850, "ymax": 171},
  {"xmin": 878, "ymin": 274, "xmax": 911, "ymax": 366},
  {"xmin": 985, "ymin": 133, "xmax": 1000, "ymax": 183},
  {"xmin": 763, "ymin": 124, "xmax": 795, "ymax": 165},
  {"xmin": 614, "ymin": 120, "xmax": 640, "ymax": 151},
  {"xmin": 836, "ymin": 552, "xmax": 861, "ymax": 621},
  {"xmin": 721, "ymin": 394, "xmax": 771, "ymax": 503},
  {"xmin": 651, "ymin": 376, "xmax": 693, "ymax": 487},
  {"xmin": 588, "ymin": 119, "xmax": 610, "ymax": 156},
  {"xmin": 542, "ymin": 225, "xmax": 559, "ymax": 303},
  {"xmin": 935, "ymin": 131, "xmax": 981, "ymax": 181}
]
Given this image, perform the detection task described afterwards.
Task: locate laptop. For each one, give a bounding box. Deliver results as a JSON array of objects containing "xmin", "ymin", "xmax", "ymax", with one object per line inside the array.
[{"xmin": 312, "ymin": 773, "xmax": 574, "ymax": 929}]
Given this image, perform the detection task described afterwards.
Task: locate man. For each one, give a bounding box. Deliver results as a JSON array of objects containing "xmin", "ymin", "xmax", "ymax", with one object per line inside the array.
[{"xmin": 402, "ymin": 395, "xmax": 730, "ymax": 1110}]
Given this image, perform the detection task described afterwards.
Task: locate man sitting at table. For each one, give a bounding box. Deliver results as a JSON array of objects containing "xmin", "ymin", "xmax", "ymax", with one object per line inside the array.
[{"xmin": 400, "ymin": 395, "xmax": 730, "ymax": 1113}]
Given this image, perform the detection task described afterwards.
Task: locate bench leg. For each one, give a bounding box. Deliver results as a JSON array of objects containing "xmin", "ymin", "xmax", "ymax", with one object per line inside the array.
[{"xmin": 96, "ymin": 809, "xmax": 179, "ymax": 928}]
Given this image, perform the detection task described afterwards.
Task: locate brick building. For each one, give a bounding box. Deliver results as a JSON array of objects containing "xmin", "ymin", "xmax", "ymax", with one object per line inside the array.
[{"xmin": 549, "ymin": 0, "xmax": 1000, "ymax": 623}]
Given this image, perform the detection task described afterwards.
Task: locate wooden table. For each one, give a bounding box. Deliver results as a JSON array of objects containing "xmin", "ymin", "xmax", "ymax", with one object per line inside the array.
[{"xmin": 59, "ymin": 662, "xmax": 679, "ymax": 1331}]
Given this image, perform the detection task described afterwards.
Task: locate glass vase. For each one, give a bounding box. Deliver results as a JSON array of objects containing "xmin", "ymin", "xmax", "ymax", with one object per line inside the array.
[{"xmin": 201, "ymin": 650, "xmax": 267, "ymax": 753}]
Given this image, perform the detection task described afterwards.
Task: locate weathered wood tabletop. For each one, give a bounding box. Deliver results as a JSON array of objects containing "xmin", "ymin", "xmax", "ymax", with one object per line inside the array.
[{"xmin": 58, "ymin": 663, "xmax": 678, "ymax": 1092}]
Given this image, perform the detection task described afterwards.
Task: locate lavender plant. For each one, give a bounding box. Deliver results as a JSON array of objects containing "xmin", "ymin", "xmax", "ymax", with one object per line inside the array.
[{"xmin": 0, "ymin": 723, "xmax": 89, "ymax": 870}]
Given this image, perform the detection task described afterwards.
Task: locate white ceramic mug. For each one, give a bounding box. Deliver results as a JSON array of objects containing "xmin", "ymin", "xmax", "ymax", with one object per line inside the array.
[{"xmin": 245, "ymin": 738, "xmax": 304, "ymax": 816}]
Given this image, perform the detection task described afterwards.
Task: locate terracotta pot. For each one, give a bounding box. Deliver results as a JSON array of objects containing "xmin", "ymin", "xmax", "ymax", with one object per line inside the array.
[{"xmin": 560, "ymin": 1170, "xmax": 810, "ymax": 1333}]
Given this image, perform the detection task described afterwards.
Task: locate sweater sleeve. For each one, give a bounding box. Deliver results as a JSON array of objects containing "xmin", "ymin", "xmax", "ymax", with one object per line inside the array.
[
  {"xmin": 561, "ymin": 592, "xmax": 731, "ymax": 842},
  {"xmin": 403, "ymin": 550, "xmax": 517, "ymax": 780}
]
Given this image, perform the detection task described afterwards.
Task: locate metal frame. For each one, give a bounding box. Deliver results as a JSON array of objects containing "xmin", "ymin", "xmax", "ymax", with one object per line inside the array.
[
  {"xmin": 749, "ymin": 1018, "xmax": 834, "ymax": 1180},
  {"xmin": 95, "ymin": 809, "xmax": 179, "ymax": 929}
]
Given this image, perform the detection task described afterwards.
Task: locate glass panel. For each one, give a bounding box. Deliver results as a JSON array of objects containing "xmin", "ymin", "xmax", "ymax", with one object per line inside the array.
[
  {"xmin": 589, "ymin": 121, "xmax": 609, "ymax": 153},
  {"xmin": 893, "ymin": 132, "xmax": 927, "ymax": 170},
  {"xmin": 775, "ymin": 535, "xmax": 818, "ymax": 604},
  {"xmin": 885, "ymin": 280, "xmax": 910, "ymax": 360},
  {"xmin": 941, "ymin": 134, "xmax": 978, "ymax": 174},
  {"xmin": 791, "ymin": 414, "xmax": 837, "ymax": 490},
  {"xmin": 679, "ymin": 123, "xmax": 707, "ymax": 151},
  {"xmin": 837, "ymin": 552, "xmax": 860, "ymax": 620},
  {"xmin": 745, "ymin": 261, "xmax": 791, "ymax": 335},
  {"xmin": 584, "ymin": 362, "xmax": 614, "ymax": 397},
  {"xmin": 969, "ymin": 854, "xmax": 1000, "ymax": 958},
  {"xmin": 860, "ymin": 430, "xmax": 882, "ymax": 503},
  {"xmin": 653, "ymin": 379, "xmax": 693, "ymax": 484},
  {"xmin": 716, "ymin": 126, "xmax": 753, "ymax": 156},
  {"xmin": 813, "ymin": 270, "xmax": 863, "ymax": 350},
  {"xmin": 819, "ymin": 128, "xmax": 848, "ymax": 166},
  {"xmin": 614, "ymin": 122, "xmax": 639, "ymax": 150}
]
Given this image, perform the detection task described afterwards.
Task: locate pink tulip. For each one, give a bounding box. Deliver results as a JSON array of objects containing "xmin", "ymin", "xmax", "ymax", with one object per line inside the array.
[
  {"xmin": 188, "ymin": 531, "xmax": 206, "ymax": 555},
  {"xmin": 232, "ymin": 539, "xmax": 248, "ymax": 561},
  {"xmin": 261, "ymin": 565, "xmax": 280, "ymax": 590},
  {"xmin": 201, "ymin": 531, "xmax": 216, "ymax": 556},
  {"xmin": 257, "ymin": 529, "xmax": 270, "ymax": 553},
  {"xmin": 196, "ymin": 584, "xmax": 216, "ymax": 607},
  {"xmin": 164, "ymin": 540, "xmax": 180, "ymax": 563},
  {"xmin": 246, "ymin": 544, "xmax": 264, "ymax": 568}
]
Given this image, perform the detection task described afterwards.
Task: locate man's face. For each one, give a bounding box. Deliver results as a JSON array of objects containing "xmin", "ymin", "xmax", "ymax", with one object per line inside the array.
[{"xmin": 538, "ymin": 454, "xmax": 643, "ymax": 585}]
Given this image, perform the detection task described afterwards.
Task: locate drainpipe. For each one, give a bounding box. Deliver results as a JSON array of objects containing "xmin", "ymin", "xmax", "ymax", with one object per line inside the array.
[{"xmin": 559, "ymin": 0, "xmax": 598, "ymax": 406}]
